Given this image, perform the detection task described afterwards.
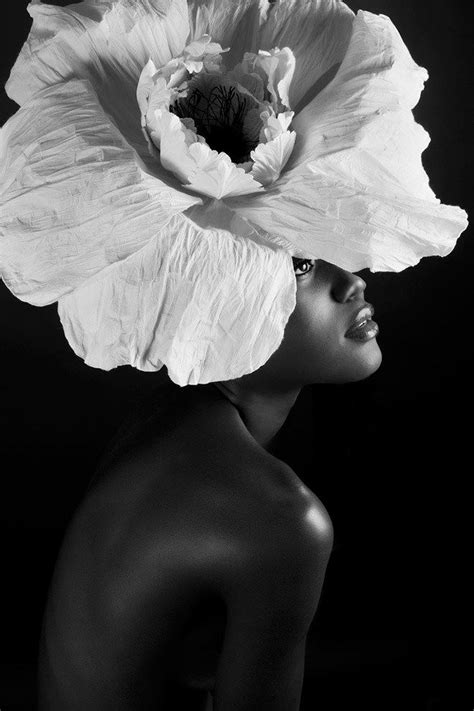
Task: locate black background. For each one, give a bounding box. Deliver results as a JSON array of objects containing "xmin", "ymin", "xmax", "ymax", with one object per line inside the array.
[{"xmin": 1, "ymin": 1, "xmax": 472, "ymax": 709}]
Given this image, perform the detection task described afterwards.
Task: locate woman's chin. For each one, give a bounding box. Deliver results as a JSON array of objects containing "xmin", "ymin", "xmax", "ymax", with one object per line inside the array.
[
  {"xmin": 329, "ymin": 338, "xmax": 383, "ymax": 384},
  {"xmin": 348, "ymin": 339, "xmax": 383, "ymax": 382}
]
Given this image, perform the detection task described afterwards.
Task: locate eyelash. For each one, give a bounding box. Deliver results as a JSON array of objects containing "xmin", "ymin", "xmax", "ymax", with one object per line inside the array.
[{"xmin": 293, "ymin": 258, "xmax": 316, "ymax": 277}]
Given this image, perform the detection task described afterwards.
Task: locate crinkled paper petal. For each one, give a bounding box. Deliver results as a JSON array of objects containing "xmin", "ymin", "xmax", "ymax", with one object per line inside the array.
[
  {"xmin": 228, "ymin": 11, "xmax": 468, "ymax": 272},
  {"xmin": 57, "ymin": 205, "xmax": 296, "ymax": 386},
  {"xmin": 5, "ymin": 0, "xmax": 190, "ymax": 171},
  {"xmin": 157, "ymin": 111, "xmax": 264, "ymax": 198},
  {"xmin": 254, "ymin": 47, "xmax": 296, "ymax": 111},
  {"xmin": 258, "ymin": 0, "xmax": 355, "ymax": 111},
  {"xmin": 188, "ymin": 0, "xmax": 267, "ymax": 69},
  {"xmin": 250, "ymin": 130, "xmax": 296, "ymax": 186},
  {"xmin": 0, "ymin": 80, "xmax": 200, "ymax": 305}
]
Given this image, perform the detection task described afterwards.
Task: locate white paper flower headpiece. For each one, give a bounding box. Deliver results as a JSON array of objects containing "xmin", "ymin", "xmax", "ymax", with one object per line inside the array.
[{"xmin": 0, "ymin": 0, "xmax": 468, "ymax": 385}]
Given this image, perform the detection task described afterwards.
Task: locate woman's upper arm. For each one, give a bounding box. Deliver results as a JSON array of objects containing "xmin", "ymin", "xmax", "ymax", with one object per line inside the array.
[
  {"xmin": 213, "ymin": 516, "xmax": 332, "ymax": 711},
  {"xmin": 214, "ymin": 620, "xmax": 307, "ymax": 711}
]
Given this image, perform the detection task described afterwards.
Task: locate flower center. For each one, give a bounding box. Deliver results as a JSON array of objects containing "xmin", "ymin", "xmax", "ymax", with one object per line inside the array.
[{"xmin": 170, "ymin": 83, "xmax": 261, "ymax": 164}]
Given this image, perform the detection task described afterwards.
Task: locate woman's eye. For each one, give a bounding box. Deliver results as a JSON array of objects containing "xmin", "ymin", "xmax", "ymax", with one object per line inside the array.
[{"xmin": 293, "ymin": 258, "xmax": 316, "ymax": 277}]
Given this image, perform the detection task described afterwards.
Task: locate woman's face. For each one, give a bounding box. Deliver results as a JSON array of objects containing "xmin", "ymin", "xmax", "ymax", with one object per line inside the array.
[{"xmin": 271, "ymin": 258, "xmax": 382, "ymax": 385}]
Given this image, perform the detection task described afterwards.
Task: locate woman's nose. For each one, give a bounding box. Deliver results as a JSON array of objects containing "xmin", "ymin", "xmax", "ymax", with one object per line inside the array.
[{"xmin": 331, "ymin": 268, "xmax": 366, "ymax": 303}]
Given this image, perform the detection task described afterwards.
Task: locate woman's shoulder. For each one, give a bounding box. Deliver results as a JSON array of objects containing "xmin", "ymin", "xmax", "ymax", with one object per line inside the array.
[{"xmin": 81, "ymin": 380, "xmax": 332, "ymax": 578}]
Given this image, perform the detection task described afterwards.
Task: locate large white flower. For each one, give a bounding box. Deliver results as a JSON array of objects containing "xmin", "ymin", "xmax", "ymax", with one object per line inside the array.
[{"xmin": 0, "ymin": 0, "xmax": 468, "ymax": 385}]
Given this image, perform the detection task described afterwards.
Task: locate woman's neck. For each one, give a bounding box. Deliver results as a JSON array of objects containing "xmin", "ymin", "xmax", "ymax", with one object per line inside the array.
[{"xmin": 211, "ymin": 381, "xmax": 301, "ymax": 451}]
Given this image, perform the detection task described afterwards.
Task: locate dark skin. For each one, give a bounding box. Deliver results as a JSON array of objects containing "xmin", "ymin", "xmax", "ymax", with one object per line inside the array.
[{"xmin": 38, "ymin": 260, "xmax": 381, "ymax": 710}]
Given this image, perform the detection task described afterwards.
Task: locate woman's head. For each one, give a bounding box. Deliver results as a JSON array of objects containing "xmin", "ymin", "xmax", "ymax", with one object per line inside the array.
[{"xmin": 239, "ymin": 258, "xmax": 382, "ymax": 390}]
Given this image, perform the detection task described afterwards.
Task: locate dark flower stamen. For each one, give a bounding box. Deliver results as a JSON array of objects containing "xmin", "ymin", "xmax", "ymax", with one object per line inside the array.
[{"xmin": 170, "ymin": 84, "xmax": 261, "ymax": 164}]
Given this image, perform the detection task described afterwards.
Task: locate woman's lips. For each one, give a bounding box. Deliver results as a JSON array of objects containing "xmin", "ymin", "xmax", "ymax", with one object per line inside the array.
[{"xmin": 345, "ymin": 303, "xmax": 379, "ymax": 341}]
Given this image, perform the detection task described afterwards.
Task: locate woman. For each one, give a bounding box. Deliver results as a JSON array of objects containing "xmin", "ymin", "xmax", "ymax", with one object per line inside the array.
[
  {"xmin": 37, "ymin": 257, "xmax": 381, "ymax": 710},
  {"xmin": 0, "ymin": 0, "xmax": 467, "ymax": 709}
]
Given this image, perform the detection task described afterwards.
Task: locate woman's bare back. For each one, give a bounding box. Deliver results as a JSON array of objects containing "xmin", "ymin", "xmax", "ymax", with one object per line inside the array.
[{"xmin": 38, "ymin": 382, "xmax": 333, "ymax": 710}]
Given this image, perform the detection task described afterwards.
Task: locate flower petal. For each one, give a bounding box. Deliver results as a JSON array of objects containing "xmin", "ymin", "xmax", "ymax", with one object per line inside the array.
[
  {"xmin": 5, "ymin": 0, "xmax": 190, "ymax": 167},
  {"xmin": 288, "ymin": 11, "xmax": 430, "ymax": 183},
  {"xmin": 253, "ymin": 47, "xmax": 296, "ymax": 111},
  {"xmin": 0, "ymin": 80, "xmax": 200, "ymax": 305},
  {"xmin": 250, "ymin": 130, "xmax": 296, "ymax": 186},
  {"xmin": 259, "ymin": 108, "xmax": 294, "ymax": 142},
  {"xmin": 188, "ymin": 0, "xmax": 267, "ymax": 68},
  {"xmin": 227, "ymin": 11, "xmax": 468, "ymax": 272},
  {"xmin": 57, "ymin": 203, "xmax": 296, "ymax": 386},
  {"xmin": 258, "ymin": 0, "xmax": 355, "ymax": 111},
  {"xmin": 156, "ymin": 109, "xmax": 265, "ymax": 198},
  {"xmin": 228, "ymin": 168, "xmax": 468, "ymax": 272}
]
